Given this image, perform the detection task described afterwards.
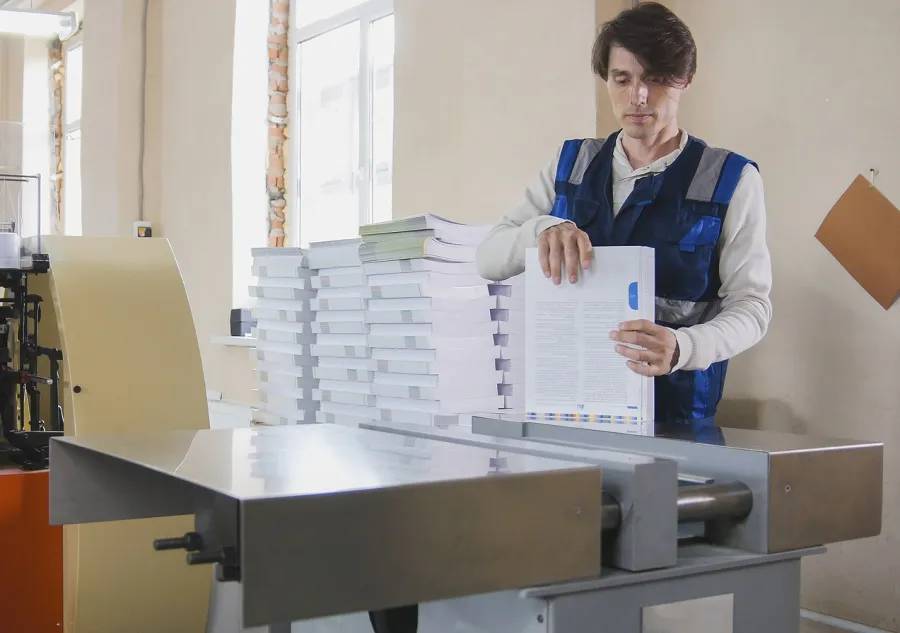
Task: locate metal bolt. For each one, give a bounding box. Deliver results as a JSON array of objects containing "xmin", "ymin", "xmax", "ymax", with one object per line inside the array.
[
  {"xmin": 573, "ymin": 506, "xmax": 582, "ymax": 517},
  {"xmin": 785, "ymin": 485, "xmax": 791, "ymax": 494}
]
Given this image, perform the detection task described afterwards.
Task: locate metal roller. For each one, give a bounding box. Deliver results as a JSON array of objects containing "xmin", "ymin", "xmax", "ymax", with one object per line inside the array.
[{"xmin": 601, "ymin": 481, "xmax": 753, "ymax": 532}]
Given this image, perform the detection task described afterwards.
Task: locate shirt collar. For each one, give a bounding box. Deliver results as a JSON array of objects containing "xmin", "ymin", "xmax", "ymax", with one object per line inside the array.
[{"xmin": 613, "ymin": 128, "xmax": 688, "ymax": 175}]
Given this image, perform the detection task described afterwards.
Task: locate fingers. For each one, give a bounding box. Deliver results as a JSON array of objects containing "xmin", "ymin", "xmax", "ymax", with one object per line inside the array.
[
  {"xmin": 577, "ymin": 231, "xmax": 593, "ymax": 271},
  {"xmin": 547, "ymin": 230, "xmax": 562, "ymax": 284},
  {"xmin": 611, "ymin": 329, "xmax": 659, "ymax": 351},
  {"xmin": 538, "ymin": 232, "xmax": 551, "ymax": 278},
  {"xmin": 538, "ymin": 225, "xmax": 593, "ymax": 285},
  {"xmin": 562, "ymin": 230, "xmax": 580, "ymax": 283},
  {"xmin": 615, "ymin": 343, "xmax": 662, "ymax": 364},
  {"xmin": 626, "ymin": 360, "xmax": 664, "ymax": 377},
  {"xmin": 612, "ymin": 321, "xmax": 678, "ymax": 376},
  {"xmin": 618, "ymin": 319, "xmax": 661, "ymax": 334}
]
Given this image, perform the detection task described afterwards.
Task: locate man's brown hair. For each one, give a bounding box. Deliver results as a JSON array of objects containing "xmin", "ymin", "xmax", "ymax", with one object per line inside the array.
[{"xmin": 592, "ymin": 2, "xmax": 697, "ymax": 86}]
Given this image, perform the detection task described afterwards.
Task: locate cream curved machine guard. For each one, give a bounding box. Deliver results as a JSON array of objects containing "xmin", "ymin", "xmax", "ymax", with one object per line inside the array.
[
  {"xmin": 30, "ymin": 236, "xmax": 212, "ymax": 633},
  {"xmin": 48, "ymin": 413, "xmax": 883, "ymax": 632}
]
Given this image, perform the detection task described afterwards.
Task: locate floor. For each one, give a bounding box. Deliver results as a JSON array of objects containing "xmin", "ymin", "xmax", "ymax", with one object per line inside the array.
[
  {"xmin": 641, "ymin": 595, "xmax": 854, "ymax": 633},
  {"xmin": 802, "ymin": 620, "xmax": 847, "ymax": 633}
]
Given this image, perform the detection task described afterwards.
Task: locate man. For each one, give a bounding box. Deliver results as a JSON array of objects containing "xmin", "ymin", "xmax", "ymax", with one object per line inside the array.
[{"xmin": 476, "ymin": 2, "xmax": 772, "ymax": 439}]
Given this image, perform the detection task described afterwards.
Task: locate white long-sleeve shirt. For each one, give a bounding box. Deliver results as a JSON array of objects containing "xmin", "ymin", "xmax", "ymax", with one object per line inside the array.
[{"xmin": 475, "ymin": 130, "xmax": 773, "ymax": 373}]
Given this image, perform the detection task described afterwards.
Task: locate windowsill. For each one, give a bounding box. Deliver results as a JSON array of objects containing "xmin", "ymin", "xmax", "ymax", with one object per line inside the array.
[{"xmin": 211, "ymin": 335, "xmax": 257, "ymax": 348}]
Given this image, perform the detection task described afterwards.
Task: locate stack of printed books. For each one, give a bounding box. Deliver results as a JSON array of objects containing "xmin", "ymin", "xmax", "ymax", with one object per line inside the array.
[
  {"xmin": 247, "ymin": 247, "xmax": 317, "ymax": 425},
  {"xmin": 306, "ymin": 239, "xmax": 376, "ymax": 426},
  {"xmin": 359, "ymin": 214, "xmax": 505, "ymax": 426},
  {"xmin": 490, "ymin": 273, "xmax": 525, "ymax": 411}
]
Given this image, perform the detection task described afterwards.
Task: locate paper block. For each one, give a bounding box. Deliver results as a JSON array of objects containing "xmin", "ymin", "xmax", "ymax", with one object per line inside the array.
[{"xmin": 815, "ymin": 175, "xmax": 900, "ymax": 309}]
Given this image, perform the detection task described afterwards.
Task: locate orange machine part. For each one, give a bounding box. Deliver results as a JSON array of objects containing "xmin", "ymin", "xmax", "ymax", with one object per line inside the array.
[{"xmin": 0, "ymin": 467, "xmax": 63, "ymax": 633}]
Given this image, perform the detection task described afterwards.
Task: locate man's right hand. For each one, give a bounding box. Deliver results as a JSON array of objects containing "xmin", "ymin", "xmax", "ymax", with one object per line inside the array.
[{"xmin": 537, "ymin": 222, "xmax": 593, "ymax": 284}]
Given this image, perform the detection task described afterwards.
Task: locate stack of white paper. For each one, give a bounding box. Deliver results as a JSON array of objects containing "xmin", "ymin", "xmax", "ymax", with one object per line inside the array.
[
  {"xmin": 490, "ymin": 272, "xmax": 525, "ymax": 411},
  {"xmin": 524, "ymin": 246, "xmax": 655, "ymax": 436},
  {"xmin": 307, "ymin": 239, "xmax": 376, "ymax": 427},
  {"xmin": 248, "ymin": 247, "xmax": 318, "ymax": 425},
  {"xmin": 360, "ymin": 216, "xmax": 503, "ymax": 426}
]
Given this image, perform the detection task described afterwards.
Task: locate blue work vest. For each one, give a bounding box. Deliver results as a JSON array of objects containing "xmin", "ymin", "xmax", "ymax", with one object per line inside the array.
[{"xmin": 549, "ymin": 131, "xmax": 757, "ymax": 438}]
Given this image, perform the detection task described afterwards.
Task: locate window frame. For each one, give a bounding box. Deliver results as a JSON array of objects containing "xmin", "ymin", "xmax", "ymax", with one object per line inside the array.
[
  {"xmin": 288, "ymin": 0, "xmax": 394, "ymax": 247},
  {"xmin": 61, "ymin": 31, "xmax": 83, "ymax": 236}
]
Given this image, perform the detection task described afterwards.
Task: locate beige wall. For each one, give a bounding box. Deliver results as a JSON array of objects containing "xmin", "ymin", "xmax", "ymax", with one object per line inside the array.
[
  {"xmin": 80, "ymin": 0, "xmax": 143, "ymax": 236},
  {"xmin": 659, "ymin": 1, "xmax": 900, "ymax": 629},
  {"xmin": 76, "ymin": 0, "xmax": 256, "ymax": 403},
  {"xmin": 392, "ymin": 0, "xmax": 600, "ymax": 224}
]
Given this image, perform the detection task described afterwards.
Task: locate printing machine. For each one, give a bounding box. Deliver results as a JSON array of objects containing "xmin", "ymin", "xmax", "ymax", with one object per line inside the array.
[{"xmin": 47, "ymin": 414, "xmax": 883, "ymax": 633}]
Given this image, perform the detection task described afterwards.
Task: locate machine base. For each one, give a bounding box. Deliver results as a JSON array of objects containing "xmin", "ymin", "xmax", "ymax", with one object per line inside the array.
[
  {"xmin": 272, "ymin": 543, "xmax": 819, "ymax": 633},
  {"xmin": 0, "ymin": 467, "xmax": 63, "ymax": 633}
]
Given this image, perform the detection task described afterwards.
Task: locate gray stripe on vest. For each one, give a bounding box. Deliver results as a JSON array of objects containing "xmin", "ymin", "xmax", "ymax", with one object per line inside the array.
[
  {"xmin": 655, "ymin": 297, "xmax": 720, "ymax": 326},
  {"xmin": 685, "ymin": 147, "xmax": 730, "ymax": 202},
  {"xmin": 568, "ymin": 139, "xmax": 605, "ymax": 185}
]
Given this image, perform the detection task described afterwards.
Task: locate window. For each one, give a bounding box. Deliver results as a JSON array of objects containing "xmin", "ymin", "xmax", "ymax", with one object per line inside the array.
[
  {"xmin": 292, "ymin": 0, "xmax": 394, "ymax": 247},
  {"xmin": 62, "ymin": 40, "xmax": 83, "ymax": 236},
  {"xmin": 231, "ymin": 0, "xmax": 269, "ymax": 307}
]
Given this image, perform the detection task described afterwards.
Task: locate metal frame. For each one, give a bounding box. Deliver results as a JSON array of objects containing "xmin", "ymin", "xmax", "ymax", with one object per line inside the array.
[
  {"xmin": 293, "ymin": 544, "xmax": 816, "ymax": 633},
  {"xmin": 288, "ymin": 0, "xmax": 394, "ymax": 247}
]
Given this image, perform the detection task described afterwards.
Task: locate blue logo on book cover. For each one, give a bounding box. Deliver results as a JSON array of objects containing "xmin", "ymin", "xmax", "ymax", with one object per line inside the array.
[{"xmin": 628, "ymin": 282, "xmax": 639, "ymax": 310}]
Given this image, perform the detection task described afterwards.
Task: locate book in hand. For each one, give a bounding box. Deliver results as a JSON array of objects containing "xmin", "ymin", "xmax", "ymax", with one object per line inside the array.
[{"xmin": 524, "ymin": 246, "xmax": 655, "ymax": 436}]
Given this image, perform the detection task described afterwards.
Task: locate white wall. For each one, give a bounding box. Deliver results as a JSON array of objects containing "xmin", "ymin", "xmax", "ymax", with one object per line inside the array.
[{"xmin": 392, "ymin": 0, "xmax": 599, "ymax": 224}]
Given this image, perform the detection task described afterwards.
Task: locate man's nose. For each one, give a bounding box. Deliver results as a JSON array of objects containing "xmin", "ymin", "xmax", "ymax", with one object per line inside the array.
[{"xmin": 630, "ymin": 82, "xmax": 649, "ymax": 106}]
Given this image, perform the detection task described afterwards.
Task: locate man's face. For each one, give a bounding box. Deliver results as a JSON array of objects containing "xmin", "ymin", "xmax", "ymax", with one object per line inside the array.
[{"xmin": 606, "ymin": 45, "xmax": 689, "ymax": 140}]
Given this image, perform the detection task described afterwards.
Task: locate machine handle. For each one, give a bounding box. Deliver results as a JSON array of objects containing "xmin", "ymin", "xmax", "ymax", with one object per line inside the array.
[{"xmin": 153, "ymin": 532, "xmax": 203, "ymax": 552}]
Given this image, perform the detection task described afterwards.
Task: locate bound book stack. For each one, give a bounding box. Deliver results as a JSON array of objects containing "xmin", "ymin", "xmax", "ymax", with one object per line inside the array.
[
  {"xmin": 307, "ymin": 239, "xmax": 376, "ymax": 427},
  {"xmin": 248, "ymin": 247, "xmax": 318, "ymax": 425},
  {"xmin": 359, "ymin": 214, "xmax": 505, "ymax": 426},
  {"xmin": 490, "ymin": 273, "xmax": 525, "ymax": 411}
]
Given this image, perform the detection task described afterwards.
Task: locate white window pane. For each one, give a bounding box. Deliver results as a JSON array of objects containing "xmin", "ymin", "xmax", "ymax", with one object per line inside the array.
[
  {"xmin": 64, "ymin": 45, "xmax": 83, "ymax": 125},
  {"xmin": 298, "ymin": 22, "xmax": 360, "ymax": 247},
  {"xmin": 297, "ymin": 0, "xmax": 367, "ymax": 27},
  {"xmin": 63, "ymin": 130, "xmax": 82, "ymax": 236},
  {"xmin": 371, "ymin": 15, "xmax": 394, "ymax": 223}
]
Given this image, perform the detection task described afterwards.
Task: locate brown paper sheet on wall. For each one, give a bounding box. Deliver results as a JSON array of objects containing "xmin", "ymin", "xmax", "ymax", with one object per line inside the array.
[{"xmin": 815, "ymin": 175, "xmax": 900, "ymax": 309}]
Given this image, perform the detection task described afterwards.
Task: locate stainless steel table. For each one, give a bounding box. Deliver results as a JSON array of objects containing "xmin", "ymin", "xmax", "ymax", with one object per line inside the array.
[{"xmin": 48, "ymin": 420, "xmax": 882, "ymax": 633}]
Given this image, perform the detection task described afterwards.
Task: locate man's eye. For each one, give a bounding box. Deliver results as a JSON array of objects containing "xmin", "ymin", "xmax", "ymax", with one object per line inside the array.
[{"xmin": 615, "ymin": 77, "xmax": 629, "ymax": 85}]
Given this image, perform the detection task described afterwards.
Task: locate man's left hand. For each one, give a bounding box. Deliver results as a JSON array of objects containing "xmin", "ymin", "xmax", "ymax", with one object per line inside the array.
[{"xmin": 610, "ymin": 320, "xmax": 679, "ymax": 376}]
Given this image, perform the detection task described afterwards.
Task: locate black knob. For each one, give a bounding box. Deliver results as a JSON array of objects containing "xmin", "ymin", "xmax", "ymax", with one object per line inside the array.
[
  {"xmin": 187, "ymin": 550, "xmax": 226, "ymax": 566},
  {"xmin": 153, "ymin": 532, "xmax": 203, "ymax": 552},
  {"xmin": 73, "ymin": 385, "xmax": 82, "ymax": 393}
]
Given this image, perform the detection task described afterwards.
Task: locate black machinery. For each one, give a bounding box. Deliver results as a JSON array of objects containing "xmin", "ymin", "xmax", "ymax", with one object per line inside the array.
[
  {"xmin": 0, "ymin": 250, "xmax": 63, "ymax": 470},
  {"xmin": 0, "ymin": 171, "xmax": 65, "ymax": 471},
  {"xmin": 0, "ymin": 252, "xmax": 64, "ymax": 471}
]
